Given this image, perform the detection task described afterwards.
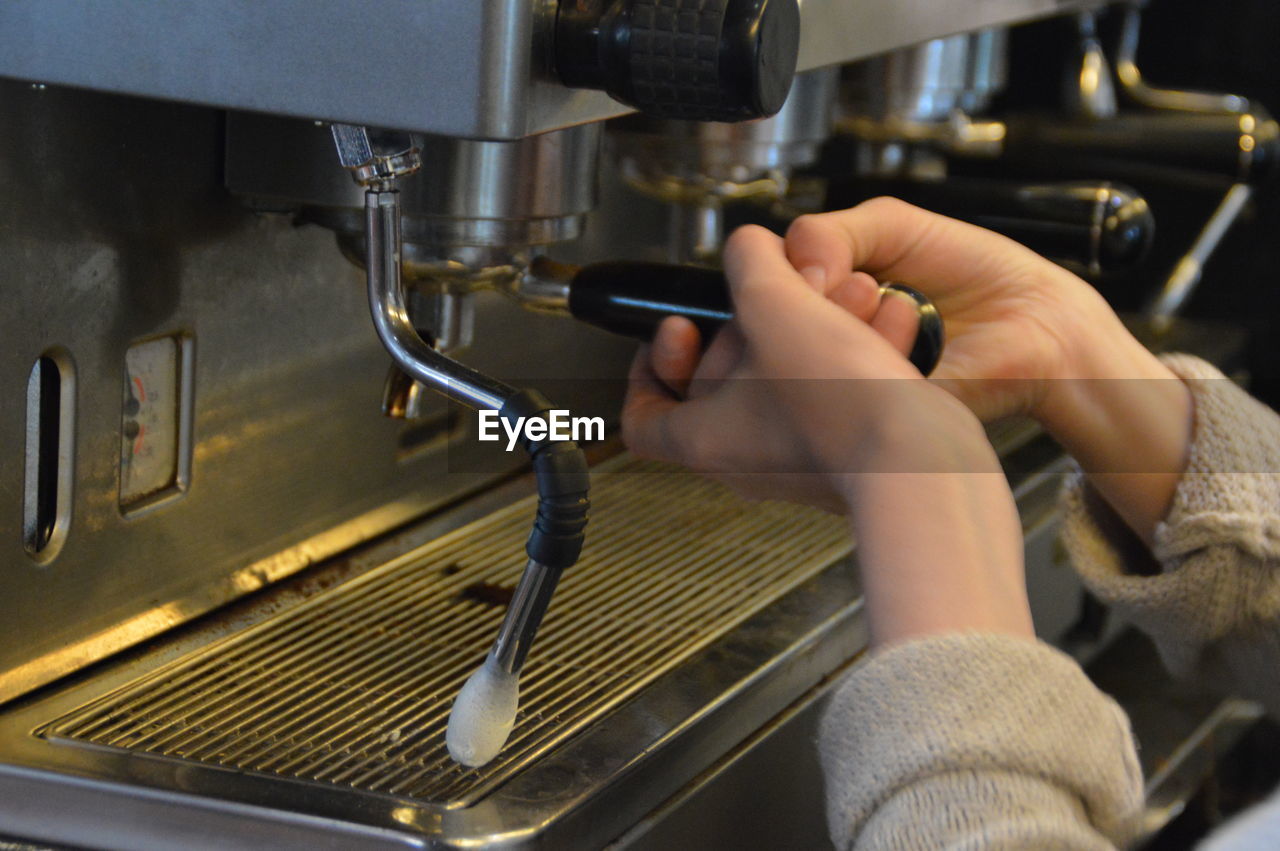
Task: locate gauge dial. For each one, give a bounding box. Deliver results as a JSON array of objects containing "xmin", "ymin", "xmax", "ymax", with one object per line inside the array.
[{"xmin": 120, "ymin": 337, "xmax": 181, "ymax": 506}]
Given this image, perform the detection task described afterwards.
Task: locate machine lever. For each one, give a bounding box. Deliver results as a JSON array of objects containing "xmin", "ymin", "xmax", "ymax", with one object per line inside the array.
[
  {"xmin": 523, "ymin": 259, "xmax": 945, "ymax": 376},
  {"xmin": 1113, "ymin": 3, "xmax": 1250, "ymax": 115},
  {"xmin": 1146, "ymin": 182, "xmax": 1253, "ymax": 332}
]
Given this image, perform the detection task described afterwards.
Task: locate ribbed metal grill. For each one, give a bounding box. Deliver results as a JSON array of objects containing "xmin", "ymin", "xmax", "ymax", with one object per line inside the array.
[{"xmin": 44, "ymin": 457, "xmax": 851, "ymax": 806}]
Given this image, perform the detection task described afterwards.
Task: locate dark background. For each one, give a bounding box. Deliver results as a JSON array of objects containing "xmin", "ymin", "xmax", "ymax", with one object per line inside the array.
[
  {"xmin": 1000, "ymin": 0, "xmax": 1280, "ymax": 404},
  {"xmin": 990, "ymin": 7, "xmax": 1280, "ymax": 839}
]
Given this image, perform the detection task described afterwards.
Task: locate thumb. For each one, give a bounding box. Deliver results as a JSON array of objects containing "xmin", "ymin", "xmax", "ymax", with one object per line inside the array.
[{"xmin": 721, "ymin": 225, "xmax": 827, "ymax": 341}]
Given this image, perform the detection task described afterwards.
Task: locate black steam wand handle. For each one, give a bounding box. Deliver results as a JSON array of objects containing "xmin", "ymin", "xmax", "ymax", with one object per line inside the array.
[{"xmin": 566, "ymin": 261, "xmax": 945, "ymax": 376}]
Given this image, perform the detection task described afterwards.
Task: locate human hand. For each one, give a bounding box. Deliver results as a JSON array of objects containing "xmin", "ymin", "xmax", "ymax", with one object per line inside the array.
[
  {"xmin": 785, "ymin": 196, "xmax": 1129, "ymax": 423},
  {"xmin": 621, "ymin": 224, "xmax": 1033, "ymax": 645},
  {"xmin": 621, "ymin": 224, "xmax": 991, "ymax": 511},
  {"xmin": 784, "ymin": 197, "xmax": 1193, "ymax": 543}
]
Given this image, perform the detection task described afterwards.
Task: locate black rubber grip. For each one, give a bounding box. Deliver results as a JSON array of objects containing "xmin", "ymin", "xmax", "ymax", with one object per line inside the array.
[
  {"xmin": 567, "ymin": 261, "xmax": 946, "ymax": 376},
  {"xmin": 628, "ymin": 0, "xmax": 725, "ymax": 120},
  {"xmin": 569, "ymin": 261, "xmax": 732, "ymax": 341},
  {"xmin": 555, "ymin": 0, "xmax": 799, "ymax": 122},
  {"xmin": 500, "ymin": 390, "xmax": 590, "ymax": 570}
]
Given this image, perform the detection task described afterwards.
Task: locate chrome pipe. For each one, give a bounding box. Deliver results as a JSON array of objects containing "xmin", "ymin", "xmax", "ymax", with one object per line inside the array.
[
  {"xmin": 1115, "ymin": 5, "xmax": 1249, "ymax": 115},
  {"xmin": 365, "ymin": 189, "xmax": 514, "ymax": 411},
  {"xmin": 488, "ymin": 559, "xmax": 562, "ymax": 676},
  {"xmin": 1148, "ymin": 183, "xmax": 1253, "ymax": 330}
]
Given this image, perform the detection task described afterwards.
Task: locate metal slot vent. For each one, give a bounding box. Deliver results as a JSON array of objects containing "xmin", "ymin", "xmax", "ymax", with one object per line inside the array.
[{"xmin": 44, "ymin": 457, "xmax": 851, "ymax": 807}]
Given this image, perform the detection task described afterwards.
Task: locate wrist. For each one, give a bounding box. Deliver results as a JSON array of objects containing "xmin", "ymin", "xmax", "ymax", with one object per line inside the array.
[
  {"xmin": 1032, "ymin": 320, "xmax": 1193, "ymax": 543},
  {"xmin": 1032, "ymin": 307, "xmax": 1168, "ymax": 426},
  {"xmin": 822, "ymin": 386, "xmax": 1033, "ymax": 645},
  {"xmin": 1034, "ymin": 323, "xmax": 1190, "ymax": 464},
  {"xmin": 841, "ymin": 466, "xmax": 1034, "ymax": 646},
  {"xmin": 831, "ymin": 397, "xmax": 1001, "ymax": 508}
]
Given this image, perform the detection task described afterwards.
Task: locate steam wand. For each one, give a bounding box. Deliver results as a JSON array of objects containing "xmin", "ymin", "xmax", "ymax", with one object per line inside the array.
[{"xmin": 331, "ymin": 125, "xmax": 590, "ymax": 766}]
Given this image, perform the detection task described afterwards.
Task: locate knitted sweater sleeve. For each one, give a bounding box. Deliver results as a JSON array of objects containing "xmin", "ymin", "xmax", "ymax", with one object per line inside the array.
[
  {"xmin": 1060, "ymin": 354, "xmax": 1280, "ymax": 715},
  {"xmin": 818, "ymin": 634, "xmax": 1144, "ymax": 849},
  {"xmin": 818, "ymin": 354, "xmax": 1280, "ymax": 849}
]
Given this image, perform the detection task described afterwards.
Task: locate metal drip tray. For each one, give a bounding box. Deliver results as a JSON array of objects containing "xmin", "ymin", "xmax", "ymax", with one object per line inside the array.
[{"xmin": 2, "ymin": 456, "xmax": 864, "ymax": 848}]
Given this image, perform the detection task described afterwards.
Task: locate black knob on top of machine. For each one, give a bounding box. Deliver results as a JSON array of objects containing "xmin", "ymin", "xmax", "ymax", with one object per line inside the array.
[{"xmin": 555, "ymin": 0, "xmax": 801, "ymax": 122}]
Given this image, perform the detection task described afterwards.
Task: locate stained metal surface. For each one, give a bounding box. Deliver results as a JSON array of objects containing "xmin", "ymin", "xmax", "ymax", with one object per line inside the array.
[{"xmin": 43, "ymin": 457, "xmax": 850, "ymax": 807}]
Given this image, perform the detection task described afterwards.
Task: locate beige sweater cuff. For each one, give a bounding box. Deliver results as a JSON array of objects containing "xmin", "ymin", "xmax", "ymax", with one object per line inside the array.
[
  {"xmin": 1060, "ymin": 354, "xmax": 1280, "ymax": 692},
  {"xmin": 1152, "ymin": 354, "xmax": 1280, "ymax": 560},
  {"xmin": 818, "ymin": 634, "xmax": 1142, "ymax": 850}
]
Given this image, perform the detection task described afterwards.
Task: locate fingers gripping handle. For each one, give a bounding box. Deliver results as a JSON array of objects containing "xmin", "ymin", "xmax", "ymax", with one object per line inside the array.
[{"xmin": 566, "ymin": 262, "xmax": 946, "ymax": 376}]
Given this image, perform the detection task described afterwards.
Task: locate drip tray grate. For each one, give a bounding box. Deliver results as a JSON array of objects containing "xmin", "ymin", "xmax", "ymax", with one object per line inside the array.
[{"xmin": 43, "ymin": 457, "xmax": 851, "ymax": 807}]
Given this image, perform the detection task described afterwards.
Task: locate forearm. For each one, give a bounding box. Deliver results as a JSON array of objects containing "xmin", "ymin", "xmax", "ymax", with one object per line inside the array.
[
  {"xmin": 1034, "ymin": 315, "xmax": 1194, "ymax": 546},
  {"xmin": 838, "ymin": 423, "xmax": 1033, "ymax": 647}
]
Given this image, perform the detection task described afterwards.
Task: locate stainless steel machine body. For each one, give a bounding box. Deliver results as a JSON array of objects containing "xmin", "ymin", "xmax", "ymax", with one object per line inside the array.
[
  {"xmin": 840, "ymin": 28, "xmax": 1010, "ymax": 177},
  {"xmin": 843, "ymin": 29, "xmax": 1009, "ymax": 123},
  {"xmin": 0, "ymin": 80, "xmax": 634, "ymax": 707},
  {"xmin": 0, "ymin": 0, "xmax": 1099, "ymax": 138},
  {"xmin": 610, "ymin": 69, "xmax": 840, "ymax": 262}
]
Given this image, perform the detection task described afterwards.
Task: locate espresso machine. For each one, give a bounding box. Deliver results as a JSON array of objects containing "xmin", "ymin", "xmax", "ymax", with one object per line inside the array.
[{"xmin": 0, "ymin": 1, "xmax": 1271, "ymax": 848}]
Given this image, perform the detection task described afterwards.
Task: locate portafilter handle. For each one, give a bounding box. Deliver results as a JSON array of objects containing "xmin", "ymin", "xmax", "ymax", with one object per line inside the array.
[
  {"xmin": 824, "ymin": 178, "xmax": 1155, "ymax": 277},
  {"xmin": 994, "ymin": 109, "xmax": 1279, "ymax": 185},
  {"xmin": 525, "ymin": 259, "xmax": 945, "ymax": 376}
]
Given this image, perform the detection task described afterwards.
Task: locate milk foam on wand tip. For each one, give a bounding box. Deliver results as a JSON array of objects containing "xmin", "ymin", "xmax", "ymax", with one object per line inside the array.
[{"xmin": 446, "ymin": 655, "xmax": 519, "ymax": 767}]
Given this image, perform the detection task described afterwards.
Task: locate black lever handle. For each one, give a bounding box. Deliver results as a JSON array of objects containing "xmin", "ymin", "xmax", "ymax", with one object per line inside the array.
[
  {"xmin": 825, "ymin": 178, "xmax": 1154, "ymax": 275},
  {"xmin": 996, "ymin": 110, "xmax": 1279, "ymax": 184},
  {"xmin": 565, "ymin": 261, "xmax": 945, "ymax": 375}
]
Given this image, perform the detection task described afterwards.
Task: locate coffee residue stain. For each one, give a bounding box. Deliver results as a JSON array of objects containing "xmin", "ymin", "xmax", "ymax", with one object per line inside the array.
[{"xmin": 460, "ymin": 581, "xmax": 515, "ymax": 606}]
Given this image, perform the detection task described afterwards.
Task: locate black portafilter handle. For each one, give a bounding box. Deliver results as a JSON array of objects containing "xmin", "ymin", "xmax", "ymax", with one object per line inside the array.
[
  {"xmin": 825, "ymin": 178, "xmax": 1155, "ymax": 274},
  {"xmin": 996, "ymin": 110, "xmax": 1280, "ymax": 185},
  {"xmin": 564, "ymin": 261, "xmax": 945, "ymax": 376}
]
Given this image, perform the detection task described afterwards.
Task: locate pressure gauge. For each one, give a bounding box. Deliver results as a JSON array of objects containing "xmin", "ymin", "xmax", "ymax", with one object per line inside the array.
[{"xmin": 120, "ymin": 335, "xmax": 193, "ymax": 513}]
